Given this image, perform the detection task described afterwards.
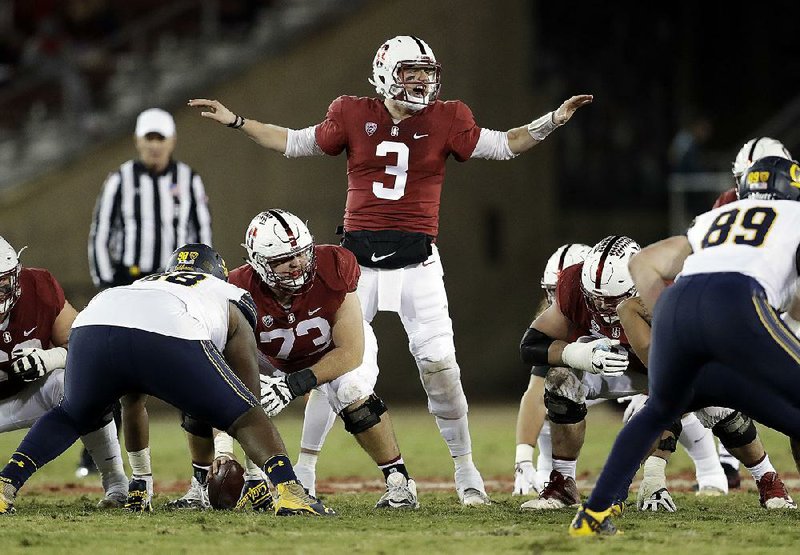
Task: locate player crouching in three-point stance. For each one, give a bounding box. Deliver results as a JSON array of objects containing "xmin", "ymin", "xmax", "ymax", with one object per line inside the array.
[
  {"xmin": 189, "ymin": 35, "xmax": 591, "ymax": 504},
  {"xmin": 0, "ymin": 244, "xmax": 333, "ymax": 517},
  {"xmin": 571, "ymin": 156, "xmax": 800, "ymax": 536},
  {"xmin": 169, "ymin": 210, "xmax": 418, "ymax": 511}
]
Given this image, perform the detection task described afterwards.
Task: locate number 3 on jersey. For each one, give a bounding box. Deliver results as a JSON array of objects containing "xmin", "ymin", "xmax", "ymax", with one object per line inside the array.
[
  {"xmin": 701, "ymin": 206, "xmax": 777, "ymax": 248},
  {"xmin": 372, "ymin": 141, "xmax": 409, "ymax": 200}
]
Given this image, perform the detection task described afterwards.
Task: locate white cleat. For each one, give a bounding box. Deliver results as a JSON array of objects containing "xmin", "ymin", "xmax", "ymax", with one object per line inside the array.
[
  {"xmin": 455, "ymin": 464, "xmax": 490, "ymax": 505},
  {"xmin": 696, "ymin": 485, "xmax": 726, "ymax": 497},
  {"xmin": 165, "ymin": 477, "xmax": 210, "ymax": 510},
  {"xmin": 375, "ymin": 472, "xmax": 419, "ymax": 509}
]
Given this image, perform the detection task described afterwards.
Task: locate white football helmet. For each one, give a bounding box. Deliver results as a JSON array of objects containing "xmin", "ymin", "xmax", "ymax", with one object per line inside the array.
[
  {"xmin": 732, "ymin": 137, "xmax": 792, "ymax": 180},
  {"xmin": 0, "ymin": 236, "xmax": 23, "ymax": 315},
  {"xmin": 541, "ymin": 243, "xmax": 591, "ymax": 305},
  {"xmin": 580, "ymin": 236, "xmax": 640, "ymax": 324},
  {"xmin": 368, "ymin": 35, "xmax": 441, "ymax": 110},
  {"xmin": 243, "ymin": 209, "xmax": 316, "ymax": 294}
]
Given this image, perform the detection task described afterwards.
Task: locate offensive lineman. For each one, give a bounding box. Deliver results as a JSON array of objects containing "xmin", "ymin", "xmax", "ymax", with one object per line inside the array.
[
  {"xmin": 189, "ymin": 35, "xmax": 591, "ymax": 504},
  {"xmin": 571, "ymin": 156, "xmax": 800, "ymax": 536}
]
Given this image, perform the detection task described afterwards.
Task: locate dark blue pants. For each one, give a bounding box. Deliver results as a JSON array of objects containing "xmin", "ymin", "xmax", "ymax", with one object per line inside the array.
[
  {"xmin": 587, "ymin": 273, "xmax": 800, "ymax": 510},
  {"xmin": 1, "ymin": 326, "xmax": 258, "ymax": 489}
]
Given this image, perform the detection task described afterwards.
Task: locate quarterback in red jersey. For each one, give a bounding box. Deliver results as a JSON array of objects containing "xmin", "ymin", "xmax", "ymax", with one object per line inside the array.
[
  {"xmin": 519, "ymin": 236, "xmax": 727, "ymax": 511},
  {"xmin": 190, "ymin": 35, "xmax": 592, "ymax": 503},
  {"xmin": 0, "ymin": 235, "xmax": 127, "ymax": 507},
  {"xmin": 173, "ymin": 211, "xmax": 419, "ymax": 511}
]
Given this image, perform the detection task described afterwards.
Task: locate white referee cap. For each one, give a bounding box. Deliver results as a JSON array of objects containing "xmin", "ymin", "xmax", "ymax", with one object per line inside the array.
[{"xmin": 135, "ymin": 108, "xmax": 176, "ymax": 138}]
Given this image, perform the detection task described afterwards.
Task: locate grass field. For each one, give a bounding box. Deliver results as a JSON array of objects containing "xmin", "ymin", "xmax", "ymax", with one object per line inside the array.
[{"xmin": 2, "ymin": 403, "xmax": 799, "ymax": 554}]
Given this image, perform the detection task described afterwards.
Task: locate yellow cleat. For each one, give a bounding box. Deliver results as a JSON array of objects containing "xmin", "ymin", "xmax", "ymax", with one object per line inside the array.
[
  {"xmin": 236, "ymin": 479, "xmax": 275, "ymax": 512},
  {"xmin": 274, "ymin": 480, "xmax": 335, "ymax": 516},
  {"xmin": 0, "ymin": 482, "xmax": 16, "ymax": 515},
  {"xmin": 569, "ymin": 504, "xmax": 620, "ymax": 537},
  {"xmin": 610, "ymin": 499, "xmax": 626, "ymax": 517}
]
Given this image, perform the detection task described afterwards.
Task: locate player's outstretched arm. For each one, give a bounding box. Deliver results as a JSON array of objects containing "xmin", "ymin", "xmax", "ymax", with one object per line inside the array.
[
  {"xmin": 629, "ymin": 236, "xmax": 692, "ymax": 312},
  {"xmin": 507, "ymin": 94, "xmax": 593, "ymax": 154},
  {"xmin": 188, "ymin": 98, "xmax": 289, "ymax": 154}
]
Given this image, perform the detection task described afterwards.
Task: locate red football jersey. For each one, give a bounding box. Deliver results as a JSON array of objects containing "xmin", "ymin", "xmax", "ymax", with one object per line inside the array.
[
  {"xmin": 0, "ymin": 268, "xmax": 66, "ymax": 397},
  {"xmin": 555, "ymin": 263, "xmax": 646, "ymax": 374},
  {"xmin": 712, "ymin": 188, "xmax": 737, "ymax": 208},
  {"xmin": 229, "ymin": 245, "xmax": 360, "ymax": 374},
  {"xmin": 314, "ymin": 95, "xmax": 481, "ymax": 238}
]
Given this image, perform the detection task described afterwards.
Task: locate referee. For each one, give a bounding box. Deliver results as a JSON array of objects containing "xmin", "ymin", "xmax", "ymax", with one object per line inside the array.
[
  {"xmin": 81, "ymin": 108, "xmax": 213, "ymax": 478},
  {"xmin": 88, "ymin": 107, "xmax": 213, "ymax": 289}
]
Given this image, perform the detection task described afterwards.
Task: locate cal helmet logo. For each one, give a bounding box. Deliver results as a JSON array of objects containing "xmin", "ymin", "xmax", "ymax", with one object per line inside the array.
[
  {"xmin": 747, "ymin": 171, "xmax": 771, "ymax": 190},
  {"xmin": 791, "ymin": 163, "xmax": 800, "ymax": 188},
  {"xmin": 365, "ymin": 122, "xmax": 377, "ymax": 136}
]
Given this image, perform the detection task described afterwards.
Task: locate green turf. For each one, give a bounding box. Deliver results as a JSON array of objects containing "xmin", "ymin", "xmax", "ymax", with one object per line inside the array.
[{"xmin": 0, "ymin": 404, "xmax": 798, "ymax": 554}]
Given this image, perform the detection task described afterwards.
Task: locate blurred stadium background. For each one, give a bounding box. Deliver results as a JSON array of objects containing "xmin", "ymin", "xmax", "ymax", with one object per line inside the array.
[{"xmin": 1, "ymin": 0, "xmax": 799, "ymax": 408}]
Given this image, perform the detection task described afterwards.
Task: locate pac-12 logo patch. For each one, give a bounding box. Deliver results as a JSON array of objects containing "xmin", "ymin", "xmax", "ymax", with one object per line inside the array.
[
  {"xmin": 365, "ymin": 122, "xmax": 377, "ymax": 136},
  {"xmin": 262, "ymin": 315, "xmax": 273, "ymax": 328}
]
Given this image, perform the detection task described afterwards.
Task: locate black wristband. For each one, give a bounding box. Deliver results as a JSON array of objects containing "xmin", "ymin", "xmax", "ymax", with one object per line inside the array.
[
  {"xmin": 226, "ymin": 114, "xmax": 245, "ymax": 129},
  {"xmin": 286, "ymin": 368, "xmax": 317, "ymax": 398}
]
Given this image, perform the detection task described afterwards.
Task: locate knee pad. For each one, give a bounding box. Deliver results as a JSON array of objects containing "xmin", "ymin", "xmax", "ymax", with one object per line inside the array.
[
  {"xmin": 340, "ymin": 394, "xmax": 387, "ymax": 435},
  {"xmin": 544, "ymin": 367, "xmax": 586, "ymax": 404},
  {"xmin": 417, "ymin": 355, "xmax": 468, "ymax": 419},
  {"xmin": 181, "ymin": 413, "xmax": 213, "ymax": 438},
  {"xmin": 712, "ymin": 411, "xmax": 757, "ymax": 449},
  {"xmin": 543, "ymin": 390, "xmax": 587, "ymax": 425},
  {"xmin": 694, "ymin": 406, "xmax": 736, "ymax": 429}
]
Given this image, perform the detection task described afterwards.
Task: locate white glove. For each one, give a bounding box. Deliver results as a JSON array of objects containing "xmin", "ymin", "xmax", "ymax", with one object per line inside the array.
[
  {"xmin": 618, "ymin": 394, "xmax": 649, "ymax": 424},
  {"xmin": 639, "ymin": 488, "xmax": 677, "ymax": 512},
  {"xmin": 10, "ymin": 347, "xmax": 67, "ymax": 382},
  {"xmin": 259, "ymin": 375, "xmax": 295, "ymax": 417},
  {"xmin": 512, "ymin": 461, "xmax": 539, "ymax": 496},
  {"xmin": 561, "ymin": 337, "xmax": 628, "ymax": 376}
]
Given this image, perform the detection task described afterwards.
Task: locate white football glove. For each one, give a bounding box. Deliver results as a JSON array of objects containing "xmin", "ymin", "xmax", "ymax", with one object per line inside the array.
[
  {"xmin": 512, "ymin": 461, "xmax": 539, "ymax": 496},
  {"xmin": 618, "ymin": 393, "xmax": 649, "ymax": 424},
  {"xmin": 639, "ymin": 488, "xmax": 677, "ymax": 512},
  {"xmin": 10, "ymin": 347, "xmax": 67, "ymax": 383},
  {"xmin": 561, "ymin": 337, "xmax": 628, "ymax": 376},
  {"xmin": 259, "ymin": 375, "xmax": 295, "ymax": 417}
]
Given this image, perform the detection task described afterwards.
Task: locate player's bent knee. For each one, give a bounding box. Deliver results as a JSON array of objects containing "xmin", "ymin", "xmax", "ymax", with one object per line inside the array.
[
  {"xmin": 543, "ymin": 366, "xmax": 586, "ymax": 403},
  {"xmin": 543, "ymin": 390, "xmax": 587, "ymax": 425},
  {"xmin": 713, "ymin": 411, "xmax": 758, "ymax": 449},
  {"xmin": 181, "ymin": 413, "xmax": 213, "ymax": 438},
  {"xmin": 417, "ymin": 355, "xmax": 468, "ymax": 419},
  {"xmin": 340, "ymin": 394, "xmax": 387, "ymax": 434},
  {"xmin": 658, "ymin": 421, "xmax": 682, "ymax": 453}
]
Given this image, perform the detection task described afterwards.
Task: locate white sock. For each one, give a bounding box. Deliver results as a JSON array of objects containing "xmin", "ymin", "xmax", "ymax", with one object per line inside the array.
[
  {"xmin": 296, "ymin": 451, "xmax": 319, "ymax": 469},
  {"xmin": 436, "ymin": 415, "xmax": 473, "ymax": 457},
  {"xmin": 127, "ymin": 447, "xmax": 152, "ymax": 477},
  {"xmin": 81, "ymin": 420, "xmax": 127, "ymax": 494},
  {"xmin": 536, "ymin": 420, "xmax": 553, "ymax": 484},
  {"xmin": 552, "ymin": 458, "xmax": 577, "ymax": 480},
  {"xmin": 746, "ymin": 454, "xmax": 776, "ymax": 482},
  {"xmin": 680, "ymin": 414, "xmax": 727, "ymax": 491},
  {"xmin": 299, "ymin": 389, "xmax": 337, "ymax": 452},
  {"xmin": 453, "ymin": 452, "xmax": 474, "ymax": 470},
  {"xmin": 244, "ymin": 458, "xmax": 266, "ymax": 481}
]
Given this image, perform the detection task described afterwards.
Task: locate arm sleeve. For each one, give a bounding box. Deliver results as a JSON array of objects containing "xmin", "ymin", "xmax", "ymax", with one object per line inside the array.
[
  {"xmin": 285, "ymin": 126, "xmax": 324, "ymax": 158},
  {"xmin": 88, "ymin": 171, "xmax": 122, "ymax": 288},
  {"xmin": 470, "ymin": 128, "xmax": 516, "ymax": 160},
  {"xmin": 190, "ymin": 173, "xmax": 213, "ymax": 247}
]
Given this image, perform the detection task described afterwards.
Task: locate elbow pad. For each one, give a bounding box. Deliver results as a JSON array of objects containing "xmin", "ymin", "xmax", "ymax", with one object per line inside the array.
[{"xmin": 520, "ymin": 327, "xmax": 555, "ymax": 366}]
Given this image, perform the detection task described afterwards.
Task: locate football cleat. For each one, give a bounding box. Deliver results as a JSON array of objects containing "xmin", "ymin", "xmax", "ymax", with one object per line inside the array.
[
  {"xmin": 236, "ymin": 479, "xmax": 274, "ymax": 512},
  {"xmin": 639, "ymin": 488, "xmax": 676, "ymax": 512},
  {"xmin": 375, "ymin": 472, "xmax": 419, "ymax": 509},
  {"xmin": 756, "ymin": 472, "xmax": 797, "ymax": 509},
  {"xmin": 124, "ymin": 478, "xmax": 153, "ymax": 513},
  {"xmin": 455, "ymin": 464, "xmax": 490, "ymax": 505},
  {"xmin": 97, "ymin": 490, "xmax": 127, "ymax": 509},
  {"xmin": 0, "ymin": 481, "xmax": 16, "ymax": 515},
  {"xmin": 569, "ymin": 504, "xmax": 620, "ymax": 537},
  {"xmin": 696, "ymin": 485, "xmax": 726, "ymax": 497},
  {"xmin": 610, "ymin": 499, "xmax": 626, "ymax": 517},
  {"xmin": 274, "ymin": 480, "xmax": 335, "ymax": 516},
  {"xmin": 165, "ymin": 476, "xmax": 210, "ymax": 510},
  {"xmin": 721, "ymin": 462, "xmax": 742, "ymax": 490},
  {"xmin": 521, "ymin": 470, "xmax": 580, "ymax": 510}
]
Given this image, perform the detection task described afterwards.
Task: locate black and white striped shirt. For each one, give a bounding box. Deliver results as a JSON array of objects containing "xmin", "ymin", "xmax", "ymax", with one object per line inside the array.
[{"xmin": 89, "ymin": 159, "xmax": 212, "ymax": 288}]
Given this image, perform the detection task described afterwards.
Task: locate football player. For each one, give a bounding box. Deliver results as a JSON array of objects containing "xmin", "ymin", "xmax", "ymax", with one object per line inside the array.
[
  {"xmin": 171, "ymin": 210, "xmax": 418, "ymax": 510},
  {"xmin": 617, "ymin": 295, "xmax": 794, "ymax": 509},
  {"xmin": 189, "ymin": 35, "xmax": 592, "ymax": 504},
  {"xmin": 0, "ymin": 235, "xmax": 127, "ymax": 508},
  {"xmin": 0, "ymin": 244, "xmax": 333, "ymax": 517},
  {"xmin": 519, "ymin": 235, "xmax": 727, "ymax": 511},
  {"xmin": 513, "ymin": 243, "xmax": 590, "ymax": 496},
  {"xmin": 712, "ymin": 137, "xmax": 793, "ymax": 208},
  {"xmin": 572, "ymin": 156, "xmax": 800, "ymax": 536}
]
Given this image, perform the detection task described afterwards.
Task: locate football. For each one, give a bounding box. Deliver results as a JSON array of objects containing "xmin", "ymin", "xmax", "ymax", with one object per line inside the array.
[{"xmin": 207, "ymin": 459, "xmax": 245, "ymax": 510}]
